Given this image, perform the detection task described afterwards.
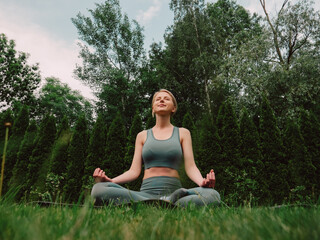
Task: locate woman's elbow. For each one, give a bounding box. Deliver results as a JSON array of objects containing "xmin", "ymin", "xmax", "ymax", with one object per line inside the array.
[{"xmin": 129, "ymin": 168, "xmax": 141, "ymax": 180}]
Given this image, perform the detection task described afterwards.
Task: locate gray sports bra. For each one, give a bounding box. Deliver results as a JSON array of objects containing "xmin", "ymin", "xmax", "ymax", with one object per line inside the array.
[{"xmin": 142, "ymin": 126, "xmax": 183, "ymax": 170}]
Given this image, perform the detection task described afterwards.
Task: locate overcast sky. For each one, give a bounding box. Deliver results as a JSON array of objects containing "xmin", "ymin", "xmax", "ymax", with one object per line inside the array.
[{"xmin": 0, "ymin": 0, "xmax": 319, "ymax": 100}]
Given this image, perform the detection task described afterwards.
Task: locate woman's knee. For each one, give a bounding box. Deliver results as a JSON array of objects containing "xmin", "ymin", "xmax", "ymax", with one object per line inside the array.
[
  {"xmin": 91, "ymin": 182, "xmax": 114, "ymax": 199},
  {"xmin": 176, "ymin": 188, "xmax": 221, "ymax": 207}
]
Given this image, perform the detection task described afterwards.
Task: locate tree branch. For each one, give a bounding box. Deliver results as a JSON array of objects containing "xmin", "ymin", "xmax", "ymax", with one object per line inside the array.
[{"xmin": 259, "ymin": 0, "xmax": 288, "ymax": 66}]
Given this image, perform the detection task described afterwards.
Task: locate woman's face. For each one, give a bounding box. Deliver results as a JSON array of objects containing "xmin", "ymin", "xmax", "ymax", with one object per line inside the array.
[{"xmin": 152, "ymin": 91, "xmax": 176, "ymax": 116}]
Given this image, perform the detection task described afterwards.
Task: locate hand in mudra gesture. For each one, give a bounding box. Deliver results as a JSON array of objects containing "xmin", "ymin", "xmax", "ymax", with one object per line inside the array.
[
  {"xmin": 93, "ymin": 168, "xmax": 113, "ymax": 183},
  {"xmin": 201, "ymin": 169, "xmax": 216, "ymax": 188}
]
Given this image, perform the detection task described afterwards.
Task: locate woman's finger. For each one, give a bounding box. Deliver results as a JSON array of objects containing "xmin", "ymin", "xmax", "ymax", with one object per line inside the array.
[{"xmin": 93, "ymin": 168, "xmax": 100, "ymax": 176}]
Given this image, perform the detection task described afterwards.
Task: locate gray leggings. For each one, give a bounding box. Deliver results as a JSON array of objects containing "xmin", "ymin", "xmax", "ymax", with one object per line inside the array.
[{"xmin": 91, "ymin": 176, "xmax": 221, "ymax": 207}]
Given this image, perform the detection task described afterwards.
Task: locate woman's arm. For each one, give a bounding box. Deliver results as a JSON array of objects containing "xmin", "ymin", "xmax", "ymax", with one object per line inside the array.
[
  {"xmin": 180, "ymin": 128, "xmax": 215, "ymax": 188},
  {"xmin": 93, "ymin": 130, "xmax": 145, "ymax": 184}
]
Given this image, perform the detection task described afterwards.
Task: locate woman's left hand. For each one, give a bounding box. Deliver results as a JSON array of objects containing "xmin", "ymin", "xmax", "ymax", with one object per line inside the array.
[{"xmin": 201, "ymin": 169, "xmax": 215, "ymax": 188}]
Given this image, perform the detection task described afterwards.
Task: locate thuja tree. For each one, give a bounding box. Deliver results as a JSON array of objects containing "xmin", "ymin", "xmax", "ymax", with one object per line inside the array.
[
  {"xmin": 103, "ymin": 112, "xmax": 126, "ymax": 178},
  {"xmin": 179, "ymin": 112, "xmax": 200, "ymax": 189},
  {"xmin": 197, "ymin": 114, "xmax": 222, "ymax": 190},
  {"xmin": 2, "ymin": 105, "xmax": 29, "ymax": 194},
  {"xmin": 50, "ymin": 116, "xmax": 71, "ymax": 175},
  {"xmin": 63, "ymin": 115, "xmax": 89, "ymax": 203},
  {"xmin": 82, "ymin": 114, "xmax": 107, "ymax": 191},
  {"xmin": 216, "ymin": 102, "xmax": 225, "ymax": 139},
  {"xmin": 182, "ymin": 112, "xmax": 198, "ymax": 152},
  {"xmin": 25, "ymin": 114, "xmax": 56, "ymax": 199},
  {"xmin": 299, "ymin": 110, "xmax": 320, "ymax": 198},
  {"xmin": 124, "ymin": 111, "xmax": 143, "ymax": 169},
  {"xmin": 259, "ymin": 96, "xmax": 289, "ymax": 204},
  {"xmin": 239, "ymin": 107, "xmax": 264, "ymax": 203},
  {"xmin": 48, "ymin": 116, "xmax": 72, "ymax": 196},
  {"xmin": 123, "ymin": 111, "xmax": 143, "ymax": 191},
  {"xmin": 283, "ymin": 119, "xmax": 316, "ymax": 201},
  {"xmin": 218, "ymin": 100, "xmax": 242, "ymax": 200},
  {"xmin": 10, "ymin": 120, "xmax": 37, "ymax": 201},
  {"xmin": 145, "ymin": 111, "xmax": 155, "ymax": 130}
]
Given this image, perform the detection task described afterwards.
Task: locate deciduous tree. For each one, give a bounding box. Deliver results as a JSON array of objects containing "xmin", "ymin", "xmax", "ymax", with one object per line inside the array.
[{"xmin": 0, "ymin": 34, "xmax": 40, "ymax": 109}]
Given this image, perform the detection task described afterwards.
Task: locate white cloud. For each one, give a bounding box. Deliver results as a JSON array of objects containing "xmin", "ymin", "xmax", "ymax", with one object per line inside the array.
[
  {"xmin": 0, "ymin": 3, "xmax": 94, "ymax": 100},
  {"xmin": 136, "ymin": 0, "xmax": 162, "ymax": 25}
]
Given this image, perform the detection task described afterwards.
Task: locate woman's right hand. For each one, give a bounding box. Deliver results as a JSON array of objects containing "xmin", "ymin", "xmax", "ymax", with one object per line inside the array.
[{"xmin": 93, "ymin": 168, "xmax": 113, "ymax": 183}]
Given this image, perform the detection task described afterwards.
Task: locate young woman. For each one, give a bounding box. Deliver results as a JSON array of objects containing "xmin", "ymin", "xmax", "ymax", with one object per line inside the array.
[{"xmin": 91, "ymin": 89, "xmax": 220, "ymax": 207}]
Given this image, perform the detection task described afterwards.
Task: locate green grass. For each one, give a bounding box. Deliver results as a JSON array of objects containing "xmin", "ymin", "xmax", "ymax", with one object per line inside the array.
[{"xmin": 0, "ymin": 200, "xmax": 319, "ymax": 240}]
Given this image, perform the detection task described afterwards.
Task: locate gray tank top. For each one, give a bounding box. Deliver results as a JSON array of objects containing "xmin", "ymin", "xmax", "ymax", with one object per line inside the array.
[{"xmin": 142, "ymin": 126, "xmax": 183, "ymax": 170}]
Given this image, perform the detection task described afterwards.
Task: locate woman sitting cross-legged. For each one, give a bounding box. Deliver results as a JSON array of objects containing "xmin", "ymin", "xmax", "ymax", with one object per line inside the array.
[{"xmin": 91, "ymin": 89, "xmax": 220, "ymax": 207}]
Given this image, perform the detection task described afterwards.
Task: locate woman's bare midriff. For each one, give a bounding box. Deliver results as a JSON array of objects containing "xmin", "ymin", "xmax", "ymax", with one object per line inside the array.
[{"xmin": 143, "ymin": 167, "xmax": 180, "ymax": 180}]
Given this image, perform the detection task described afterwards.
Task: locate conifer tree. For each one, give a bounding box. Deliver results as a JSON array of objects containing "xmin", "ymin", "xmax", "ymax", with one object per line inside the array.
[
  {"xmin": 283, "ymin": 119, "xmax": 316, "ymax": 199},
  {"xmin": 63, "ymin": 114, "xmax": 89, "ymax": 202},
  {"xmin": 197, "ymin": 114, "xmax": 222, "ymax": 186},
  {"xmin": 145, "ymin": 112, "xmax": 155, "ymax": 130},
  {"xmin": 103, "ymin": 112, "xmax": 126, "ymax": 177},
  {"xmin": 299, "ymin": 110, "xmax": 320, "ymax": 197},
  {"xmin": 239, "ymin": 107, "xmax": 264, "ymax": 202},
  {"xmin": 25, "ymin": 114, "xmax": 56, "ymax": 198},
  {"xmin": 124, "ymin": 111, "xmax": 143, "ymax": 169},
  {"xmin": 82, "ymin": 114, "xmax": 107, "ymax": 191},
  {"xmin": 48, "ymin": 116, "xmax": 72, "ymax": 193},
  {"xmin": 216, "ymin": 102, "xmax": 225, "ymax": 138},
  {"xmin": 179, "ymin": 112, "xmax": 200, "ymax": 188},
  {"xmin": 55, "ymin": 115, "xmax": 70, "ymax": 140},
  {"xmin": 259, "ymin": 96, "xmax": 289, "ymax": 204},
  {"xmin": 217, "ymin": 100, "xmax": 242, "ymax": 197},
  {"xmin": 123, "ymin": 111, "xmax": 143, "ymax": 190},
  {"xmin": 10, "ymin": 120, "xmax": 37, "ymax": 200},
  {"xmin": 182, "ymin": 112, "xmax": 200, "ymax": 159},
  {"xmin": 2, "ymin": 105, "xmax": 29, "ymax": 194},
  {"xmin": 182, "ymin": 112, "xmax": 196, "ymax": 131}
]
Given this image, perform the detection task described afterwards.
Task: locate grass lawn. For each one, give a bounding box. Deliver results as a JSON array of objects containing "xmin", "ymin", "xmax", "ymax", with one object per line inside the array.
[{"xmin": 0, "ymin": 200, "xmax": 319, "ymax": 240}]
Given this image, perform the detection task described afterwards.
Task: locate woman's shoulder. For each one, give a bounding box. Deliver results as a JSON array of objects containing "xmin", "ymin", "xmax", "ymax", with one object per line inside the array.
[
  {"xmin": 137, "ymin": 130, "xmax": 148, "ymax": 138},
  {"xmin": 136, "ymin": 130, "xmax": 148, "ymax": 143},
  {"xmin": 178, "ymin": 127, "xmax": 191, "ymax": 137}
]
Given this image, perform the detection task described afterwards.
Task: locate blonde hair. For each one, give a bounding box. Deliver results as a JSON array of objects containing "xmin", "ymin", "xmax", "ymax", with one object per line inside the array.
[{"xmin": 152, "ymin": 89, "xmax": 178, "ymax": 117}]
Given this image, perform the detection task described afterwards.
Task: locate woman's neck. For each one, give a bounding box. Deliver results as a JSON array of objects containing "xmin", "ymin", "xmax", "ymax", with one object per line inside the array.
[{"xmin": 154, "ymin": 114, "xmax": 172, "ymax": 129}]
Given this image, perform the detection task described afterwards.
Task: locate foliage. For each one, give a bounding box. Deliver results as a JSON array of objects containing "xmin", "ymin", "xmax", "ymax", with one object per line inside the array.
[
  {"xmin": 37, "ymin": 77, "xmax": 93, "ymax": 125},
  {"xmin": 123, "ymin": 111, "xmax": 143, "ymax": 191},
  {"xmin": 239, "ymin": 107, "xmax": 264, "ymax": 203},
  {"xmin": 145, "ymin": 111, "xmax": 156, "ymax": 130},
  {"xmin": 179, "ymin": 112, "xmax": 199, "ymax": 189},
  {"xmin": 10, "ymin": 120, "xmax": 37, "ymax": 201},
  {"xmin": 82, "ymin": 114, "xmax": 107, "ymax": 190},
  {"xmin": 152, "ymin": 0, "xmax": 263, "ymax": 123},
  {"xmin": 25, "ymin": 115, "xmax": 56, "ymax": 199},
  {"xmin": 225, "ymin": 0, "xmax": 320, "ymax": 123},
  {"xmin": 217, "ymin": 100, "xmax": 241, "ymax": 197},
  {"xmin": 2, "ymin": 105, "xmax": 30, "ymax": 194},
  {"xmin": 283, "ymin": 119, "xmax": 316, "ymax": 201},
  {"xmin": 63, "ymin": 115, "xmax": 89, "ymax": 202},
  {"xmin": 124, "ymin": 111, "xmax": 143, "ymax": 170},
  {"xmin": 72, "ymin": 0, "xmax": 147, "ymax": 126},
  {"xmin": 259, "ymin": 97, "xmax": 289, "ymax": 204},
  {"xmin": 48, "ymin": 116, "xmax": 72, "ymax": 193},
  {"xmin": 299, "ymin": 110, "xmax": 320, "ymax": 198},
  {"xmin": 0, "ymin": 33, "xmax": 40, "ymax": 109},
  {"xmin": 103, "ymin": 112, "xmax": 127, "ymax": 177},
  {"xmin": 72, "ymin": 0, "xmax": 145, "ymax": 88}
]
